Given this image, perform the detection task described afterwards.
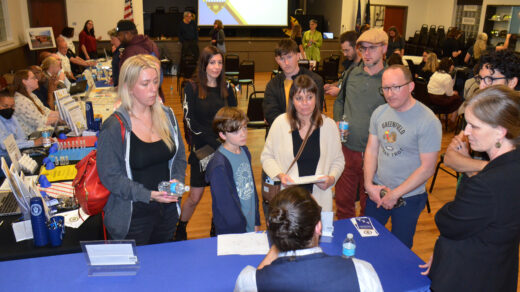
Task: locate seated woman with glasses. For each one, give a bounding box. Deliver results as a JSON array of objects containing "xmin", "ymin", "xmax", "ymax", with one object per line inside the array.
[
  {"xmin": 235, "ymin": 186, "xmax": 383, "ymax": 291},
  {"xmin": 427, "ymin": 57, "xmax": 463, "ymax": 128}
]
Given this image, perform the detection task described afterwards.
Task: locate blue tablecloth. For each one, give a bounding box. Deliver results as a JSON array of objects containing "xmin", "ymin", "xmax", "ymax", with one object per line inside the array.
[{"xmin": 0, "ymin": 218, "xmax": 430, "ymax": 291}]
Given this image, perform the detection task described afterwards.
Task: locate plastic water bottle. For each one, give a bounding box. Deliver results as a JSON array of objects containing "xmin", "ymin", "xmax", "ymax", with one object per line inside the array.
[
  {"xmin": 339, "ymin": 115, "xmax": 349, "ymax": 143},
  {"xmin": 42, "ymin": 130, "xmax": 51, "ymax": 148},
  {"xmin": 342, "ymin": 233, "xmax": 356, "ymax": 259},
  {"xmin": 158, "ymin": 181, "xmax": 190, "ymax": 197}
]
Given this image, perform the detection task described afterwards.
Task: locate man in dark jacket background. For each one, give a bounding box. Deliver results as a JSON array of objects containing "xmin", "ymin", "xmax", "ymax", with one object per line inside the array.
[
  {"xmin": 263, "ymin": 39, "xmax": 324, "ymax": 126},
  {"xmin": 116, "ymin": 20, "xmax": 159, "ymax": 70}
]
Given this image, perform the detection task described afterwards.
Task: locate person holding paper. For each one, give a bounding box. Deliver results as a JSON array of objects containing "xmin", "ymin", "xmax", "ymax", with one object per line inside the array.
[
  {"xmin": 97, "ymin": 55, "xmax": 187, "ymax": 245},
  {"xmin": 234, "ymin": 186, "xmax": 382, "ymax": 292},
  {"xmin": 11, "ymin": 69, "xmax": 60, "ymax": 136},
  {"xmin": 364, "ymin": 65, "xmax": 441, "ymax": 248},
  {"xmin": 421, "ymin": 86, "xmax": 520, "ymax": 292},
  {"xmin": 0, "ymin": 90, "xmax": 43, "ymax": 158},
  {"xmin": 261, "ymin": 75, "xmax": 344, "ymax": 212}
]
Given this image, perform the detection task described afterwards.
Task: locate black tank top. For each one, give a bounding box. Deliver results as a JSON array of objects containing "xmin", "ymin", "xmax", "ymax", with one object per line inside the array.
[{"xmin": 129, "ymin": 131, "xmax": 175, "ymax": 191}]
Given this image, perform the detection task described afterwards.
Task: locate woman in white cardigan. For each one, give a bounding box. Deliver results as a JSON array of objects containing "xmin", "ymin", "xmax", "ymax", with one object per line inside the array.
[{"xmin": 261, "ymin": 75, "xmax": 344, "ymax": 211}]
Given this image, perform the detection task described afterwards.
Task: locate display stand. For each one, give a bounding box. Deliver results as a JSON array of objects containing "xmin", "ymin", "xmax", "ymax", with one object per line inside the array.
[{"xmin": 80, "ymin": 240, "xmax": 139, "ymax": 276}]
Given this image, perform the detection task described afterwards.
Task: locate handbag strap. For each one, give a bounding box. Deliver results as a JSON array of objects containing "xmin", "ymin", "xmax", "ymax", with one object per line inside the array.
[
  {"xmin": 113, "ymin": 113, "xmax": 125, "ymax": 141},
  {"xmin": 285, "ymin": 123, "xmax": 314, "ymax": 174}
]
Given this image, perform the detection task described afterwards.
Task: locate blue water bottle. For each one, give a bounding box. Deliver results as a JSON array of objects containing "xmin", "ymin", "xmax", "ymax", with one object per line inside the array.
[
  {"xmin": 85, "ymin": 101, "xmax": 95, "ymax": 130},
  {"xmin": 30, "ymin": 197, "xmax": 49, "ymax": 247}
]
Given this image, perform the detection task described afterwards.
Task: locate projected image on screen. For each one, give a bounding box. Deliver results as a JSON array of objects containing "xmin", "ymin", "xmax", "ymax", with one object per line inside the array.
[{"xmin": 199, "ymin": 0, "xmax": 288, "ymax": 26}]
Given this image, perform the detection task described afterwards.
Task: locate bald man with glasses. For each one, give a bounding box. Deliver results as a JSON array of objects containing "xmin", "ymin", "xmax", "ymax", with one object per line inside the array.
[
  {"xmin": 364, "ymin": 65, "xmax": 441, "ymax": 248},
  {"xmin": 332, "ymin": 29, "xmax": 388, "ymax": 220}
]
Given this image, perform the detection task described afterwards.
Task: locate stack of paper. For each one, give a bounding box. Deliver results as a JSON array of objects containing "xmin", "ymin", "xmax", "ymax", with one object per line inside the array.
[
  {"xmin": 54, "ymin": 89, "xmax": 87, "ymax": 136},
  {"xmin": 350, "ymin": 217, "xmax": 379, "ymax": 237}
]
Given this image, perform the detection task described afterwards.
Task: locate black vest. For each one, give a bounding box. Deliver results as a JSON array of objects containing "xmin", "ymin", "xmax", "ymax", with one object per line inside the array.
[{"xmin": 256, "ymin": 252, "xmax": 361, "ymax": 292}]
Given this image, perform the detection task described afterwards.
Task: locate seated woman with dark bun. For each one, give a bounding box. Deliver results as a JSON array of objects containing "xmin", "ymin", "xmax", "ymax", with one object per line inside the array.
[{"xmin": 234, "ymin": 186, "xmax": 382, "ymax": 292}]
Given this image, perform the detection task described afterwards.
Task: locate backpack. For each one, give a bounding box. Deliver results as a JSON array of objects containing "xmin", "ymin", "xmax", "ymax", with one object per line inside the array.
[{"xmin": 73, "ymin": 114, "xmax": 125, "ymax": 215}]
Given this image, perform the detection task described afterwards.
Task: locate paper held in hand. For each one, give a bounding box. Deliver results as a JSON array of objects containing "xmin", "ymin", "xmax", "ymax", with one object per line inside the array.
[{"xmin": 286, "ymin": 174, "xmax": 327, "ymax": 185}]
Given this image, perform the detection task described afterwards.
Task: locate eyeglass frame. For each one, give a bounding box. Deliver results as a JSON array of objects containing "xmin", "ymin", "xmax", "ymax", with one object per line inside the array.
[
  {"xmin": 357, "ymin": 44, "xmax": 384, "ymax": 54},
  {"xmin": 379, "ymin": 81, "xmax": 412, "ymax": 96},
  {"xmin": 473, "ymin": 75, "xmax": 507, "ymax": 86}
]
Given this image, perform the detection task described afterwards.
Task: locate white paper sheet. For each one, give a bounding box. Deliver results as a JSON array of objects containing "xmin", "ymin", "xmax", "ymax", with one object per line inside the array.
[
  {"xmin": 12, "ymin": 220, "xmax": 33, "ymax": 242},
  {"xmin": 58, "ymin": 208, "xmax": 90, "ymax": 228},
  {"xmin": 286, "ymin": 175, "xmax": 326, "ymax": 185},
  {"xmin": 85, "ymin": 243, "xmax": 137, "ymax": 266},
  {"xmin": 217, "ymin": 232, "xmax": 269, "ymax": 256},
  {"xmin": 321, "ymin": 211, "xmax": 334, "ymax": 237},
  {"xmin": 3, "ymin": 134, "xmax": 21, "ymax": 173}
]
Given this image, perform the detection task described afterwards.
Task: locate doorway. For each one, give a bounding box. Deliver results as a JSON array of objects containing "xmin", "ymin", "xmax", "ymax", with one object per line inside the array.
[
  {"xmin": 370, "ymin": 5, "xmax": 408, "ymax": 37},
  {"xmin": 28, "ymin": 0, "xmax": 67, "ymax": 39}
]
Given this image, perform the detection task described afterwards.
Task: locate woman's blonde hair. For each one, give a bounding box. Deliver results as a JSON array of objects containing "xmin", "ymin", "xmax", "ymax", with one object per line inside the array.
[
  {"xmin": 41, "ymin": 56, "xmax": 60, "ymax": 73},
  {"xmin": 422, "ymin": 52, "xmax": 438, "ymax": 73},
  {"xmin": 119, "ymin": 54, "xmax": 174, "ymax": 150},
  {"xmin": 473, "ymin": 32, "xmax": 488, "ymax": 60}
]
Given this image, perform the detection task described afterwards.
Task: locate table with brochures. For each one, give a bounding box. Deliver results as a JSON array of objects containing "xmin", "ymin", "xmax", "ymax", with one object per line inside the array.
[{"xmin": 0, "ymin": 218, "xmax": 430, "ymax": 291}]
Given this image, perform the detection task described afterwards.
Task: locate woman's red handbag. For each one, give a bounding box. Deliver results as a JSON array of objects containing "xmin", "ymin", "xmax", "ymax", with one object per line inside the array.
[{"xmin": 73, "ymin": 115, "xmax": 125, "ymax": 215}]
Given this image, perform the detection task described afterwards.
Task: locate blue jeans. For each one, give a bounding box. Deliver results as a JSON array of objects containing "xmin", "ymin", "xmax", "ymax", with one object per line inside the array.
[{"xmin": 365, "ymin": 192, "xmax": 427, "ymax": 248}]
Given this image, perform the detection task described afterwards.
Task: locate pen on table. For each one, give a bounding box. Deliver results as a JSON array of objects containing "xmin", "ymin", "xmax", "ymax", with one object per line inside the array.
[{"xmin": 0, "ymin": 220, "xmax": 4, "ymax": 227}]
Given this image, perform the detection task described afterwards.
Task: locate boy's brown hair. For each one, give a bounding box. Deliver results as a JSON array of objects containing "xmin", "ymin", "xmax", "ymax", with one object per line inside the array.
[{"xmin": 212, "ymin": 107, "xmax": 249, "ymax": 142}]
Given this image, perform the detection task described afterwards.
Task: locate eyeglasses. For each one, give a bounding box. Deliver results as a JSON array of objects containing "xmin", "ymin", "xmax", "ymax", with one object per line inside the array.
[
  {"xmin": 474, "ymin": 75, "xmax": 507, "ymax": 86},
  {"xmin": 379, "ymin": 81, "xmax": 411, "ymax": 95},
  {"xmin": 358, "ymin": 45, "xmax": 382, "ymax": 53}
]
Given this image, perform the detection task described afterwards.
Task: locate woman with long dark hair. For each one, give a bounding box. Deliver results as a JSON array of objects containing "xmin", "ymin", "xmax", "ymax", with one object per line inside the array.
[
  {"xmin": 79, "ymin": 19, "xmax": 101, "ymax": 60},
  {"xmin": 176, "ymin": 45, "xmax": 237, "ymax": 240},
  {"xmin": 11, "ymin": 69, "xmax": 60, "ymax": 136},
  {"xmin": 386, "ymin": 26, "xmax": 405, "ymax": 59}
]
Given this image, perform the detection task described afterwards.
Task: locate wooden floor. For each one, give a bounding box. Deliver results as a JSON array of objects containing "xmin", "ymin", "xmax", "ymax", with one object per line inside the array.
[{"xmin": 161, "ymin": 73, "xmax": 519, "ymax": 284}]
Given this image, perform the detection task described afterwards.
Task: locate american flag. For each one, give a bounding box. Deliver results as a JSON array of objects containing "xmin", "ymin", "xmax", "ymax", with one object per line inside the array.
[{"xmin": 124, "ymin": 0, "xmax": 133, "ymax": 21}]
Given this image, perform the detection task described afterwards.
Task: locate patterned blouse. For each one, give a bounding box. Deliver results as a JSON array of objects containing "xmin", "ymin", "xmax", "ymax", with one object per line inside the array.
[{"xmin": 13, "ymin": 91, "xmax": 51, "ymax": 136}]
